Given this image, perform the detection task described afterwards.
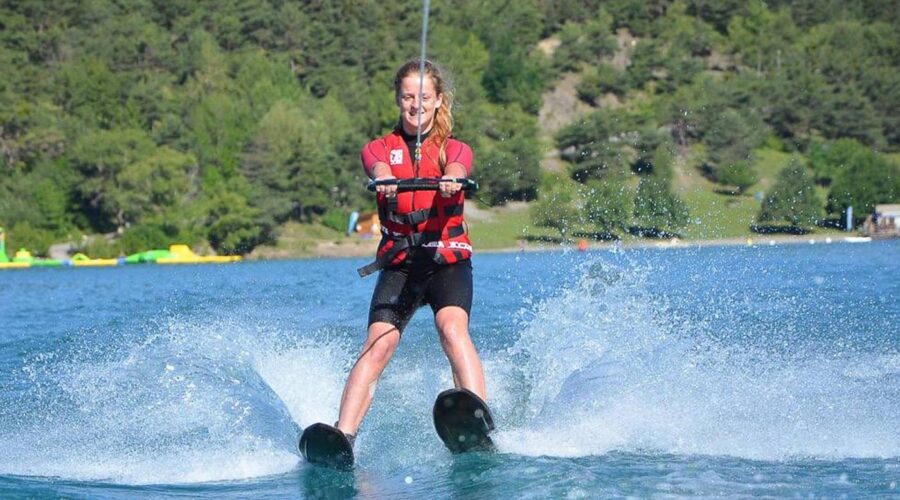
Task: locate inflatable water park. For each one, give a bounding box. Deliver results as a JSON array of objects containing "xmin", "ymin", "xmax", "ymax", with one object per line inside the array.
[{"xmin": 0, "ymin": 226, "xmax": 241, "ymax": 270}]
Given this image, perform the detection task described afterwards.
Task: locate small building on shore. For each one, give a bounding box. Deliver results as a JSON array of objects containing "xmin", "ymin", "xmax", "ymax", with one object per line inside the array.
[
  {"xmin": 355, "ymin": 212, "xmax": 381, "ymax": 239},
  {"xmin": 863, "ymin": 204, "xmax": 900, "ymax": 238}
]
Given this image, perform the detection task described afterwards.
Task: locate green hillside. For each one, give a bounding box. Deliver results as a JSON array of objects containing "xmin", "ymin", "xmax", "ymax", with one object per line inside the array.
[{"xmin": 1, "ymin": 1, "xmax": 898, "ymax": 257}]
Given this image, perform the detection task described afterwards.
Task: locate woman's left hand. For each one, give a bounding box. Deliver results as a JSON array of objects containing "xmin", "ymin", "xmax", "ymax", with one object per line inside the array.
[{"xmin": 439, "ymin": 175, "xmax": 462, "ymax": 198}]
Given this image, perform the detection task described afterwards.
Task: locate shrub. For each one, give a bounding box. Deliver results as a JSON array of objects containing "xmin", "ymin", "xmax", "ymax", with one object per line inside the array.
[
  {"xmin": 757, "ymin": 162, "xmax": 823, "ymax": 230},
  {"xmin": 633, "ymin": 175, "xmax": 690, "ymax": 234},
  {"xmin": 827, "ymin": 150, "xmax": 900, "ymax": 221}
]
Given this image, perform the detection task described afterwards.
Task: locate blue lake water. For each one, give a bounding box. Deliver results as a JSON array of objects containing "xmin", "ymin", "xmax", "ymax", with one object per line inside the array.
[{"xmin": 1, "ymin": 240, "xmax": 898, "ymax": 498}]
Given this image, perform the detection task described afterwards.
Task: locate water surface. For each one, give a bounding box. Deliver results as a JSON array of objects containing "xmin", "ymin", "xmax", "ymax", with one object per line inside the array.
[{"xmin": 1, "ymin": 240, "xmax": 897, "ymax": 497}]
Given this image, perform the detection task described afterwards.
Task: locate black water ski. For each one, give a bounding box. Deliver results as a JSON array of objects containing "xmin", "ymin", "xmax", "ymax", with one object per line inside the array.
[
  {"xmin": 299, "ymin": 423, "xmax": 354, "ymax": 470},
  {"xmin": 432, "ymin": 388, "xmax": 495, "ymax": 453}
]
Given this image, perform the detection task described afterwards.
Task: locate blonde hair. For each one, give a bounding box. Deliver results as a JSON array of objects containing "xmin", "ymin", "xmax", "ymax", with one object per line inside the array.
[{"xmin": 393, "ymin": 59, "xmax": 454, "ymax": 170}]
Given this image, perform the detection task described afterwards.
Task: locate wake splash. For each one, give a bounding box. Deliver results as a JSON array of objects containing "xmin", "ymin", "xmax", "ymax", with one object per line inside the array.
[
  {"xmin": 493, "ymin": 255, "xmax": 900, "ymax": 461},
  {"xmin": 0, "ymin": 316, "xmax": 350, "ymax": 485},
  {"xmin": 2, "ymin": 251, "xmax": 896, "ymax": 485}
]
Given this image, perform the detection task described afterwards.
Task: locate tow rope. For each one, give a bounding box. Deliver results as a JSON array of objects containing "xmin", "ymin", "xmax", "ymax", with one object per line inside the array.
[{"xmin": 414, "ymin": 0, "xmax": 431, "ymax": 168}]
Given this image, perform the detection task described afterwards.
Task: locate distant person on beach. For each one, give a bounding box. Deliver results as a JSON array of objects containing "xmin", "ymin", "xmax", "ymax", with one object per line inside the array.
[{"xmin": 335, "ymin": 59, "xmax": 486, "ymax": 445}]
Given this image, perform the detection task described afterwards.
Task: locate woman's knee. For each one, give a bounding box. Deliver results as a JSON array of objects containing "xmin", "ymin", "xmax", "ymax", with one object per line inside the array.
[
  {"xmin": 361, "ymin": 324, "xmax": 401, "ymax": 364},
  {"xmin": 435, "ymin": 309, "xmax": 470, "ymax": 346}
]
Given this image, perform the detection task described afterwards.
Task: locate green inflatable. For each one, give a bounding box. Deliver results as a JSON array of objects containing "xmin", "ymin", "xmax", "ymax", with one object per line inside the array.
[
  {"xmin": 0, "ymin": 226, "xmax": 7, "ymax": 263},
  {"xmin": 124, "ymin": 249, "xmax": 174, "ymax": 264}
]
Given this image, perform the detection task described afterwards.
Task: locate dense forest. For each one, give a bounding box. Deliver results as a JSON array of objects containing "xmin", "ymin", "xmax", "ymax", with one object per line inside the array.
[{"xmin": 2, "ymin": 0, "xmax": 899, "ymax": 256}]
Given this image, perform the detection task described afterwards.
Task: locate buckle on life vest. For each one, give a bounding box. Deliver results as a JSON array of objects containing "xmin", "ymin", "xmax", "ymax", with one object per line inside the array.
[
  {"xmin": 385, "ymin": 207, "xmax": 433, "ymax": 226},
  {"xmin": 380, "ymin": 204, "xmax": 462, "ymax": 227},
  {"xmin": 356, "ymin": 226, "xmax": 466, "ymax": 278}
]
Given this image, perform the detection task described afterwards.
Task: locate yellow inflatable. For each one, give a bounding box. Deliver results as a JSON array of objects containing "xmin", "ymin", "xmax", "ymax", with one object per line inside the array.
[
  {"xmin": 0, "ymin": 261, "xmax": 30, "ymax": 269},
  {"xmin": 155, "ymin": 244, "xmax": 242, "ymax": 265},
  {"xmin": 69, "ymin": 252, "xmax": 119, "ymax": 267}
]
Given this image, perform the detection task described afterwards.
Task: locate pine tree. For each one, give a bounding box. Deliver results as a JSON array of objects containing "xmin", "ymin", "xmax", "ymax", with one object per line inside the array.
[{"xmin": 757, "ymin": 162, "xmax": 823, "ymax": 230}]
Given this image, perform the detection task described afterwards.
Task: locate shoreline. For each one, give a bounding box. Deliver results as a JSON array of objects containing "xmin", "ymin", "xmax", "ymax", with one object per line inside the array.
[{"xmin": 247, "ymin": 233, "xmax": 882, "ymax": 261}]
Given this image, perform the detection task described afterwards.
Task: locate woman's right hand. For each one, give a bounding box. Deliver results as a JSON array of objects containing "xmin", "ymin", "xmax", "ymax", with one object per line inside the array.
[{"xmin": 375, "ymin": 175, "xmax": 398, "ymax": 198}]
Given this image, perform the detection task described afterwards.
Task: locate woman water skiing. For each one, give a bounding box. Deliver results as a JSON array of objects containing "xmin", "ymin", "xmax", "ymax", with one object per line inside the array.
[{"xmin": 335, "ymin": 59, "xmax": 487, "ymax": 446}]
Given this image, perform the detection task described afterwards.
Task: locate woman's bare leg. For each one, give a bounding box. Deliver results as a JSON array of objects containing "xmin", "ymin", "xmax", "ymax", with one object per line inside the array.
[
  {"xmin": 336, "ymin": 322, "xmax": 401, "ymax": 436},
  {"xmin": 434, "ymin": 306, "xmax": 486, "ymax": 401}
]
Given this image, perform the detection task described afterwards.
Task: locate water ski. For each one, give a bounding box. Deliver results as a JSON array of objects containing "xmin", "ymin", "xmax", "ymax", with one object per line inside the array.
[
  {"xmin": 432, "ymin": 388, "xmax": 496, "ymax": 453},
  {"xmin": 299, "ymin": 423, "xmax": 354, "ymax": 470}
]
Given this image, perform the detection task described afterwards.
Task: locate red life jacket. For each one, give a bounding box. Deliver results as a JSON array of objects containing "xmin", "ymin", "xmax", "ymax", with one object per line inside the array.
[{"xmin": 357, "ymin": 131, "xmax": 473, "ymax": 277}]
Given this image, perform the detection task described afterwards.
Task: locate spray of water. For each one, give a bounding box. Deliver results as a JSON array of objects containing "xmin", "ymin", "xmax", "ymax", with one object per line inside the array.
[
  {"xmin": 0, "ymin": 315, "xmax": 351, "ymax": 484},
  {"xmin": 492, "ymin": 255, "xmax": 900, "ymax": 460},
  {"xmin": 2, "ymin": 252, "xmax": 896, "ymax": 486}
]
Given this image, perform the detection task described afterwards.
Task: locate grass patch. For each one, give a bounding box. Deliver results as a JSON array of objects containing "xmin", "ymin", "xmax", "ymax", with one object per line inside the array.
[
  {"xmin": 671, "ymin": 148, "xmax": 764, "ymax": 239},
  {"xmin": 467, "ymin": 203, "xmax": 556, "ymax": 249},
  {"xmin": 679, "ymin": 188, "xmax": 760, "ymax": 239},
  {"xmin": 749, "ymin": 148, "xmax": 800, "ymax": 194},
  {"xmin": 672, "ymin": 147, "xmax": 829, "ymax": 239}
]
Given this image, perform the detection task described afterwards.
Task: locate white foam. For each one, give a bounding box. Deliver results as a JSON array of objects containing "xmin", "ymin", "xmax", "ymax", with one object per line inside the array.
[
  {"xmin": 0, "ymin": 315, "xmax": 327, "ymax": 484},
  {"xmin": 255, "ymin": 341, "xmax": 348, "ymax": 427},
  {"xmin": 494, "ymin": 256, "xmax": 900, "ymax": 461}
]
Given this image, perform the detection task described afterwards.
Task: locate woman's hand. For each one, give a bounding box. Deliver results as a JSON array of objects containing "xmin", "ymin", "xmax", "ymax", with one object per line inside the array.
[
  {"xmin": 439, "ymin": 175, "xmax": 462, "ymax": 198},
  {"xmin": 371, "ymin": 163, "xmax": 397, "ymax": 198},
  {"xmin": 375, "ymin": 174, "xmax": 398, "ymax": 198}
]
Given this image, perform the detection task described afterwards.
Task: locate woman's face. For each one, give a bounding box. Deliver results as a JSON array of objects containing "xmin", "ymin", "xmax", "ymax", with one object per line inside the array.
[{"xmin": 397, "ymin": 73, "xmax": 443, "ymax": 135}]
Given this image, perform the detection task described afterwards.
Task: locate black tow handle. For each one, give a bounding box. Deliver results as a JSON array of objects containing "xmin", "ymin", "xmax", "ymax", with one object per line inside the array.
[{"xmin": 366, "ymin": 178, "xmax": 479, "ymax": 193}]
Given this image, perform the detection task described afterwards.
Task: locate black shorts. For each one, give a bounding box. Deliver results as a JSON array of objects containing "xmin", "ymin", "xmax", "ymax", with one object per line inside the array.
[{"xmin": 367, "ymin": 250, "xmax": 473, "ymax": 332}]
